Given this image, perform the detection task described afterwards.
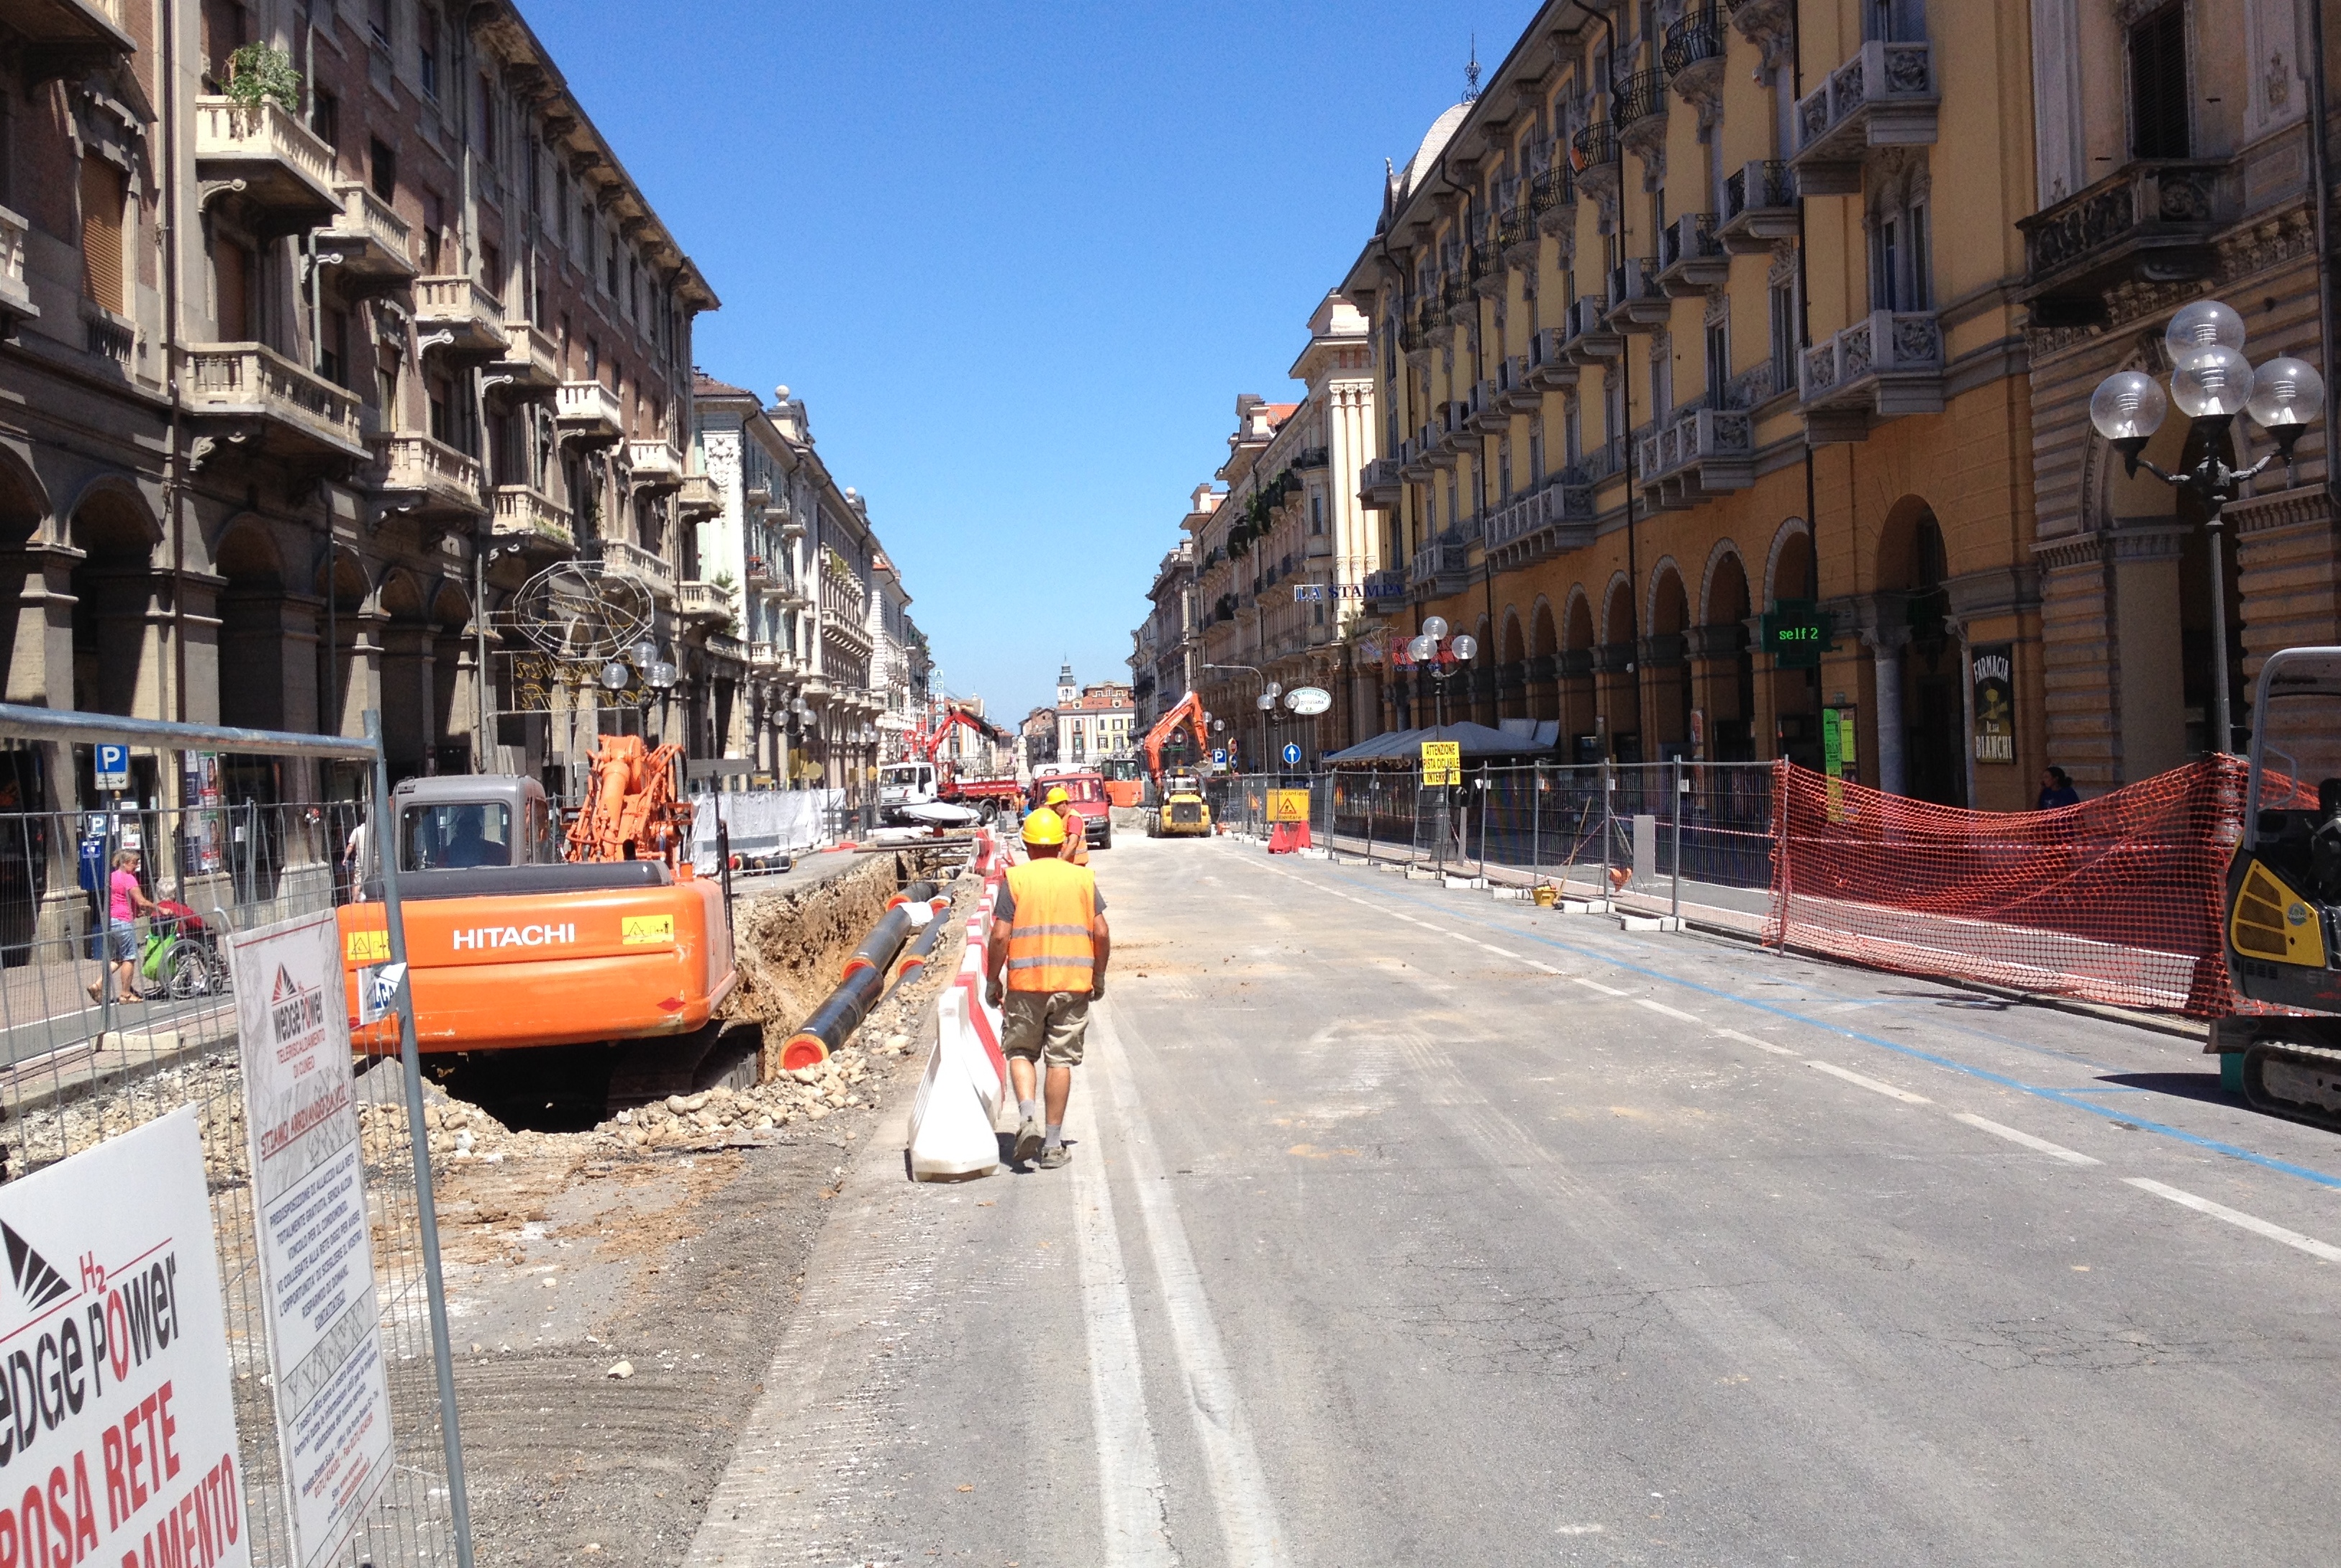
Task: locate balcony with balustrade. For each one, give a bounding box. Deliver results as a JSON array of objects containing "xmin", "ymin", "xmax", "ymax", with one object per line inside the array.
[
  {"xmin": 193, "ymin": 98, "xmax": 337, "ymax": 233},
  {"xmin": 1426, "ymin": 402, "xmax": 1470, "ymax": 469},
  {"xmin": 1635, "ymin": 406, "xmax": 1755, "ymax": 509},
  {"xmin": 1498, "ymin": 206, "xmax": 1540, "ymax": 272},
  {"xmin": 678, "ymin": 471, "xmax": 722, "ymax": 522},
  {"xmin": 1798, "ymin": 310, "xmax": 1945, "ymax": 444},
  {"xmin": 1530, "ymin": 164, "xmax": 1578, "ymax": 240},
  {"xmin": 491, "ymin": 484, "xmax": 574, "ymax": 552},
  {"xmin": 1605, "ymin": 257, "xmax": 1671, "ymax": 332},
  {"xmin": 1719, "ymin": 160, "xmax": 1799, "ymax": 252},
  {"xmin": 1612, "ymin": 69, "xmax": 1668, "ymax": 160},
  {"xmin": 677, "ymin": 580, "xmax": 733, "ymax": 627},
  {"xmin": 1528, "ymin": 326, "xmax": 1580, "ymax": 390},
  {"xmin": 1563, "ymin": 294, "xmax": 1626, "ymax": 365},
  {"xmin": 1663, "ymin": 6, "xmax": 1728, "ymax": 109},
  {"xmin": 1498, "ymin": 354, "xmax": 1542, "ymax": 414},
  {"xmin": 0, "ymin": 0, "xmax": 134, "ymax": 82},
  {"xmin": 368, "ymin": 434, "xmax": 484, "ymax": 522},
  {"xmin": 319, "ymin": 183, "xmax": 413, "ymax": 290},
  {"xmin": 1656, "ymin": 214, "xmax": 1728, "ymax": 296},
  {"xmin": 1484, "ymin": 476, "xmax": 1597, "ymax": 568},
  {"xmin": 0, "ymin": 205, "xmax": 35, "ymax": 336},
  {"xmin": 2017, "ymin": 159, "xmax": 2232, "ymax": 329},
  {"xmin": 1409, "ymin": 531, "xmax": 1476, "ymax": 600},
  {"xmin": 556, "ymin": 380, "xmax": 624, "ymax": 445},
  {"xmin": 601, "ymin": 538, "xmax": 676, "ymax": 601},
  {"xmin": 1360, "ymin": 456, "xmax": 1403, "ymax": 511},
  {"xmin": 1467, "ymin": 378, "xmax": 1506, "ymax": 434},
  {"xmin": 489, "ymin": 319, "xmax": 560, "ymax": 396},
  {"xmin": 184, "ymin": 342, "xmax": 368, "ymax": 465},
  {"xmin": 628, "ymin": 439, "xmax": 683, "ymax": 494},
  {"xmin": 414, "ymin": 275, "xmax": 505, "ymax": 360},
  {"xmin": 1570, "ymin": 119, "xmax": 1622, "ymax": 201},
  {"xmin": 1792, "ymin": 40, "xmax": 1937, "ymax": 196},
  {"xmin": 1363, "ymin": 567, "xmax": 1409, "ymax": 614}
]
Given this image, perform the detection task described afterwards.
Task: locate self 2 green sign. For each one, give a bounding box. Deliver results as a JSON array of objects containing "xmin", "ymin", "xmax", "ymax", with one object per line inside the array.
[{"xmin": 1761, "ymin": 600, "xmax": 1835, "ymax": 669}]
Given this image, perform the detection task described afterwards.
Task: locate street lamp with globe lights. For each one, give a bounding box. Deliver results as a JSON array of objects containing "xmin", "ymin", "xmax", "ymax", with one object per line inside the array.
[
  {"xmin": 1408, "ymin": 615, "xmax": 1478, "ymax": 729},
  {"xmin": 2088, "ymin": 301, "xmax": 2326, "ymax": 754}
]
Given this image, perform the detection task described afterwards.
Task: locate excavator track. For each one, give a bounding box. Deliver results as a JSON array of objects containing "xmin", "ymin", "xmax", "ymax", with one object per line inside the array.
[
  {"xmin": 606, "ymin": 1018, "xmax": 764, "ymax": 1112},
  {"xmin": 2242, "ymin": 1039, "xmax": 2341, "ymax": 1131}
]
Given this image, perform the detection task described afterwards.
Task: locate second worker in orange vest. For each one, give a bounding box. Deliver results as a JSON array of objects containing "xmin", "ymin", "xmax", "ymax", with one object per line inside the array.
[{"xmin": 984, "ymin": 806, "xmax": 1110, "ymax": 1170}]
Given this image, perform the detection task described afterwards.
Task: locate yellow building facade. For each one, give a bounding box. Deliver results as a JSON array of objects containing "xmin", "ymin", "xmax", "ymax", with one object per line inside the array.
[{"xmin": 1339, "ymin": 0, "xmax": 2045, "ymax": 806}]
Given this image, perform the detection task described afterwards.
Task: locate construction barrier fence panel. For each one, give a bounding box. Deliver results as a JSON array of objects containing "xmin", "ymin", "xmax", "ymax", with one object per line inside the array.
[
  {"xmin": 1766, "ymin": 756, "xmax": 2249, "ymax": 1016},
  {"xmin": 0, "ymin": 706, "xmax": 467, "ymax": 1568}
]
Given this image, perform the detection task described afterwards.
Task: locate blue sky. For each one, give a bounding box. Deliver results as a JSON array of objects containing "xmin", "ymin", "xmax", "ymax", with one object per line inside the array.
[{"xmin": 528, "ymin": 1, "xmax": 1529, "ymax": 721}]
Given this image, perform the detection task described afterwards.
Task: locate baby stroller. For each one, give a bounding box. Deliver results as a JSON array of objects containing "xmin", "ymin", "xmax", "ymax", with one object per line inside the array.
[{"xmin": 136, "ymin": 900, "xmax": 227, "ymax": 1000}]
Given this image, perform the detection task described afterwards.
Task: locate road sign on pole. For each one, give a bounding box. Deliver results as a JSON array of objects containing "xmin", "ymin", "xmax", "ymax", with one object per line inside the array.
[
  {"xmin": 1281, "ymin": 742, "xmax": 1301, "ymax": 767},
  {"xmin": 1420, "ymin": 740, "xmax": 1461, "ymax": 785},
  {"xmin": 1212, "ymin": 749, "xmax": 1227, "ymax": 767},
  {"xmin": 94, "ymin": 741, "xmax": 129, "ymax": 790}
]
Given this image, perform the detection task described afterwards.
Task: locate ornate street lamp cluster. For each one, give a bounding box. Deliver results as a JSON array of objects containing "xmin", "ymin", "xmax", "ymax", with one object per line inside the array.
[
  {"xmin": 2088, "ymin": 301, "xmax": 2328, "ymax": 753},
  {"xmin": 1407, "ymin": 616, "xmax": 1478, "ymax": 729}
]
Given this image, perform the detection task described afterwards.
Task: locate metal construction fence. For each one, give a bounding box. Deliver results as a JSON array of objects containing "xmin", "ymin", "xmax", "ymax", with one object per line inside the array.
[
  {"xmin": 1205, "ymin": 761, "xmax": 1779, "ymax": 911},
  {"xmin": 0, "ymin": 706, "xmax": 470, "ymax": 1568}
]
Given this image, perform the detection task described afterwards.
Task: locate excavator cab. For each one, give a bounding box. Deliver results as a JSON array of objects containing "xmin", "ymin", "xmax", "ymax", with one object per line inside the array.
[{"xmin": 2219, "ymin": 647, "xmax": 2341, "ymax": 1123}]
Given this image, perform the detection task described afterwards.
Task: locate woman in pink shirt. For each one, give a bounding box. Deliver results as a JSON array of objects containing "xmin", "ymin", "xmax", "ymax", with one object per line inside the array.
[{"xmin": 88, "ymin": 847, "xmax": 153, "ymax": 1005}]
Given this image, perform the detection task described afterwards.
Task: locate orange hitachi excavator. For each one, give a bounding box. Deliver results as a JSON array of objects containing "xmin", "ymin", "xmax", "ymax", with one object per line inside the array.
[
  {"xmin": 1141, "ymin": 690, "xmax": 1209, "ymax": 788},
  {"xmin": 336, "ymin": 737, "xmax": 745, "ymax": 1116}
]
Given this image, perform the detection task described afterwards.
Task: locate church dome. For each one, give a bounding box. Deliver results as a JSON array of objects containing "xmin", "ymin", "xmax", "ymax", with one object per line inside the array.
[{"xmin": 1394, "ymin": 101, "xmax": 1470, "ymax": 202}]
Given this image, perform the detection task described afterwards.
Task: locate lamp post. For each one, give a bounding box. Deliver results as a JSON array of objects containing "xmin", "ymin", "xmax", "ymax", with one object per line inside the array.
[
  {"xmin": 1406, "ymin": 615, "xmax": 1478, "ymax": 729},
  {"xmin": 1204, "ymin": 662, "xmax": 1271, "ymax": 772},
  {"xmin": 2089, "ymin": 300, "xmax": 2326, "ymax": 755}
]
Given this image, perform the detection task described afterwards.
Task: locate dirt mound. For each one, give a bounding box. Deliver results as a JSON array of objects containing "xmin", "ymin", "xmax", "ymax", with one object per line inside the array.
[{"xmin": 724, "ymin": 857, "xmax": 897, "ymax": 1029}]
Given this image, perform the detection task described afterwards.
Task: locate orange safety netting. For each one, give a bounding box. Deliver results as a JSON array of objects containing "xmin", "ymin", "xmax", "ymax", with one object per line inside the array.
[{"xmin": 1765, "ymin": 757, "xmax": 2253, "ymax": 1016}]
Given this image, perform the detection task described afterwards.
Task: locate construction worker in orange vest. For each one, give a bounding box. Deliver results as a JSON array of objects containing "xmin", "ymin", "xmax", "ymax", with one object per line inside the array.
[
  {"xmin": 1043, "ymin": 783, "xmax": 1090, "ymax": 866},
  {"xmin": 984, "ymin": 806, "xmax": 1109, "ymax": 1169}
]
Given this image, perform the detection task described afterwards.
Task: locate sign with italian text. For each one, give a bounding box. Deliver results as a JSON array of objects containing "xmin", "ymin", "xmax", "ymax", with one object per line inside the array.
[
  {"xmin": 230, "ymin": 912, "xmax": 394, "ymax": 1568},
  {"xmin": 1420, "ymin": 741, "xmax": 1462, "ymax": 785},
  {"xmin": 1971, "ymin": 643, "xmax": 2015, "ymax": 765},
  {"xmin": 0, "ymin": 1106, "xmax": 250, "ymax": 1568}
]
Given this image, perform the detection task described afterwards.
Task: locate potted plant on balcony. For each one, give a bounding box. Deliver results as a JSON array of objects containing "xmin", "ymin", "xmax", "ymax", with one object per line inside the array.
[{"xmin": 225, "ymin": 44, "xmax": 301, "ymax": 114}]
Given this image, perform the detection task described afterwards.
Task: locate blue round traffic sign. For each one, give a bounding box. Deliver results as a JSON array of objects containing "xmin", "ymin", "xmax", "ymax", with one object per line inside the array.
[{"xmin": 1281, "ymin": 742, "xmax": 1301, "ymax": 767}]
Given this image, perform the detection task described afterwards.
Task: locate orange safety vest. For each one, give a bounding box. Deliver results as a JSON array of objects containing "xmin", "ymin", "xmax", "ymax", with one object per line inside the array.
[
  {"xmin": 1060, "ymin": 806, "xmax": 1090, "ymax": 866},
  {"xmin": 1002, "ymin": 857, "xmax": 1098, "ymax": 993}
]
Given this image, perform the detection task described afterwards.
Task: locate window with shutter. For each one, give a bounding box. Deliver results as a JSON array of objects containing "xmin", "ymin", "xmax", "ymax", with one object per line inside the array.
[
  {"xmin": 2129, "ymin": 3, "xmax": 2189, "ymax": 158},
  {"xmin": 214, "ymin": 239, "xmax": 251, "ymax": 342},
  {"xmin": 79, "ymin": 158, "xmax": 125, "ymax": 313}
]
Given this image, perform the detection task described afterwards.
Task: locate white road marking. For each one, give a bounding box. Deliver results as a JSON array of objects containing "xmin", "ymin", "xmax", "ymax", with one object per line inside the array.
[
  {"xmin": 1443, "ymin": 930, "xmax": 1478, "ymax": 945},
  {"xmin": 1953, "ymin": 1113, "xmax": 2101, "ymax": 1166},
  {"xmin": 1092, "ymin": 1006, "xmax": 1291, "ymax": 1564},
  {"xmin": 1714, "ymin": 1027, "xmax": 1799, "ymax": 1057},
  {"xmin": 1067, "ymin": 1087, "xmax": 1179, "ymax": 1565},
  {"xmin": 1636, "ymin": 998, "xmax": 1701, "ymax": 1024},
  {"xmin": 1804, "ymin": 1060, "xmax": 1932, "ymax": 1104},
  {"xmin": 2124, "ymin": 1177, "xmax": 2341, "ymax": 1263},
  {"xmin": 1572, "ymin": 977, "xmax": 1629, "ymax": 997},
  {"xmin": 1526, "ymin": 960, "xmax": 1562, "ymax": 975},
  {"xmin": 1480, "ymin": 944, "xmax": 1523, "ymax": 959}
]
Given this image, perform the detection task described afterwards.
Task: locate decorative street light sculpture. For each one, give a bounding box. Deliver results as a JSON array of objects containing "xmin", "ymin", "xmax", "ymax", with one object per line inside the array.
[{"xmin": 2090, "ymin": 300, "xmax": 2326, "ymax": 754}]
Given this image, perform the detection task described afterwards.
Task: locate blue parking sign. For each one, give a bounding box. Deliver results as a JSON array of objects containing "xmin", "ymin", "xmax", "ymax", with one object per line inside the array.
[
  {"xmin": 94, "ymin": 743, "xmax": 129, "ymax": 791},
  {"xmin": 1212, "ymin": 749, "xmax": 1226, "ymax": 767},
  {"xmin": 1281, "ymin": 742, "xmax": 1301, "ymax": 767}
]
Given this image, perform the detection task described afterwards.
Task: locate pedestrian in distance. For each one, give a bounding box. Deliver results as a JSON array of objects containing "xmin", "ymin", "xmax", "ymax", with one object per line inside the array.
[
  {"xmin": 2037, "ymin": 767, "xmax": 2080, "ymax": 809},
  {"xmin": 984, "ymin": 806, "xmax": 1110, "ymax": 1170},
  {"xmin": 1043, "ymin": 783, "xmax": 1090, "ymax": 866},
  {"xmin": 87, "ymin": 847, "xmax": 153, "ymax": 1006}
]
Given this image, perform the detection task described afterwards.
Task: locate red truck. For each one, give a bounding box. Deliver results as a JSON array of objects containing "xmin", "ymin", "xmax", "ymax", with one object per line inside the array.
[{"xmin": 1030, "ymin": 768, "xmax": 1112, "ymax": 852}]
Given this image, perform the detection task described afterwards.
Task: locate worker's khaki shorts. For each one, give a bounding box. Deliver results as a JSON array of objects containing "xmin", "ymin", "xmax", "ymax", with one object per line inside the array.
[{"xmin": 1000, "ymin": 990, "xmax": 1089, "ymax": 1067}]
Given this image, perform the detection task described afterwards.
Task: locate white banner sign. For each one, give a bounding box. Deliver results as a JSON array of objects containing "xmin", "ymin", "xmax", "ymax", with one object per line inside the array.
[
  {"xmin": 0, "ymin": 1107, "xmax": 250, "ymax": 1568},
  {"xmin": 231, "ymin": 911, "xmax": 394, "ymax": 1568}
]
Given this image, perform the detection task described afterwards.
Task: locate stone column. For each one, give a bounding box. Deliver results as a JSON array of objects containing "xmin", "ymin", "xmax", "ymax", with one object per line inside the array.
[
  {"xmin": 1685, "ymin": 624, "xmax": 1745, "ymax": 760},
  {"xmin": 1865, "ymin": 626, "xmax": 1908, "ymax": 796}
]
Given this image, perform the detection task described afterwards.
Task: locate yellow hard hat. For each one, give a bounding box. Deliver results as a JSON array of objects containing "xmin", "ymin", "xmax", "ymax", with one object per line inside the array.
[
  {"xmin": 1022, "ymin": 806, "xmax": 1068, "ymax": 847},
  {"xmin": 1045, "ymin": 785, "xmax": 1071, "ymax": 807}
]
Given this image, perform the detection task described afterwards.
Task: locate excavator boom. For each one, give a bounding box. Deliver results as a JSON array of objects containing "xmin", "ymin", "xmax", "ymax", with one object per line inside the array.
[{"xmin": 1142, "ymin": 691, "xmax": 1209, "ymax": 787}]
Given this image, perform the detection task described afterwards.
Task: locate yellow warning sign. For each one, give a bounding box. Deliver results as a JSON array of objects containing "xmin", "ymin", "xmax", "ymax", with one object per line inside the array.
[
  {"xmin": 1266, "ymin": 789, "xmax": 1311, "ymax": 823},
  {"xmin": 345, "ymin": 929, "xmax": 390, "ymax": 964},
  {"xmin": 622, "ymin": 913, "xmax": 676, "ymax": 947},
  {"xmin": 1420, "ymin": 741, "xmax": 1461, "ymax": 786}
]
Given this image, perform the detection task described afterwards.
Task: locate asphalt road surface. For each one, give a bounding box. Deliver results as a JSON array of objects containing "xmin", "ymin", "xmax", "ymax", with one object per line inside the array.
[{"xmin": 681, "ymin": 833, "xmax": 2341, "ymax": 1567}]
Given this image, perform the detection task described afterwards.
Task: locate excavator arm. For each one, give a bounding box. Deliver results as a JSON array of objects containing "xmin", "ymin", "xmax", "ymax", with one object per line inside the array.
[
  {"xmin": 1142, "ymin": 691, "xmax": 1209, "ymax": 787},
  {"xmin": 567, "ymin": 733, "xmax": 693, "ymax": 864}
]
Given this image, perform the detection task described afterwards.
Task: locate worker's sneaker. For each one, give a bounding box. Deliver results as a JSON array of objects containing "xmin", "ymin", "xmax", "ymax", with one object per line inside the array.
[
  {"xmin": 1013, "ymin": 1116, "xmax": 1043, "ymax": 1167},
  {"xmin": 1037, "ymin": 1143, "xmax": 1071, "ymax": 1170}
]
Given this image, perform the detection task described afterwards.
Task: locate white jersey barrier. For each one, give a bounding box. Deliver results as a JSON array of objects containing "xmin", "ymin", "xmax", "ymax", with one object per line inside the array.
[{"xmin": 906, "ymin": 830, "xmax": 1016, "ymax": 1180}]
